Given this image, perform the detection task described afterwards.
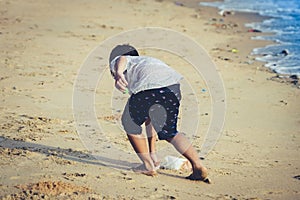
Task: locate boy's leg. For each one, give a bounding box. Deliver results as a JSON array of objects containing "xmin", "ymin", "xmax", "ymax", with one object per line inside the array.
[
  {"xmin": 166, "ymin": 133, "xmax": 208, "ymax": 180},
  {"xmin": 145, "ymin": 119, "xmax": 159, "ymax": 167},
  {"xmin": 126, "ymin": 133, "xmax": 157, "ymax": 176}
]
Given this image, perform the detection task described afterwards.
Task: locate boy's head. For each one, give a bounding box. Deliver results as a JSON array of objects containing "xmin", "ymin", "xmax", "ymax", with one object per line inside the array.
[{"xmin": 109, "ymin": 44, "xmax": 139, "ymax": 64}]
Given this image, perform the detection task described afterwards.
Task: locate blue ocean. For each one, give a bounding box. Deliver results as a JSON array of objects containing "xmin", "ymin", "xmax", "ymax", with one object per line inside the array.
[{"xmin": 200, "ymin": 0, "xmax": 300, "ymax": 76}]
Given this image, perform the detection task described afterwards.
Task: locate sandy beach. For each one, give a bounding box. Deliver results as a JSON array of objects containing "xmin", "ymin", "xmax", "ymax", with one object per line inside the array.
[{"xmin": 0, "ymin": 0, "xmax": 299, "ymax": 199}]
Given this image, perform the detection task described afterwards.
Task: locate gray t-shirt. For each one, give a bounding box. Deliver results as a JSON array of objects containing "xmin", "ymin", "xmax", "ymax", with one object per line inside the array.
[{"xmin": 110, "ymin": 55, "xmax": 183, "ymax": 94}]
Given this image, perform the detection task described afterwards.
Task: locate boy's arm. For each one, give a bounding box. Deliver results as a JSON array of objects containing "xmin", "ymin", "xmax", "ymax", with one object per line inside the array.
[{"xmin": 113, "ymin": 56, "xmax": 128, "ymax": 93}]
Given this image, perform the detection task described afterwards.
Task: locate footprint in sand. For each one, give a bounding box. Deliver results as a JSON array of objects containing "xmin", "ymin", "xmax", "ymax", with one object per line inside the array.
[
  {"xmin": 1, "ymin": 113, "xmax": 73, "ymax": 141},
  {"xmin": 62, "ymin": 172, "xmax": 87, "ymax": 181},
  {"xmin": 293, "ymin": 175, "xmax": 300, "ymax": 180},
  {"xmin": 4, "ymin": 181, "xmax": 91, "ymax": 199}
]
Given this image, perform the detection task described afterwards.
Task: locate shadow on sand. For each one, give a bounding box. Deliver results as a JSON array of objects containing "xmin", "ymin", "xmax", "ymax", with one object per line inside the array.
[{"xmin": 0, "ymin": 136, "xmax": 135, "ymax": 170}]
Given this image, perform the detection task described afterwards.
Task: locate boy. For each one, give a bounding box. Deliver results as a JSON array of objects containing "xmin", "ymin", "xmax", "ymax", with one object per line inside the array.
[{"xmin": 109, "ymin": 44, "xmax": 208, "ymax": 181}]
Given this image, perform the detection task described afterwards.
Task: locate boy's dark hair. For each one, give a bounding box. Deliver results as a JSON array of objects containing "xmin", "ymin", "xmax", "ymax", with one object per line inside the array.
[{"xmin": 109, "ymin": 44, "xmax": 139, "ymax": 64}]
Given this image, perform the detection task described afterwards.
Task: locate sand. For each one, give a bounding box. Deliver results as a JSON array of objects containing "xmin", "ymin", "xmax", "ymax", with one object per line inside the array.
[{"xmin": 0, "ymin": 0, "xmax": 299, "ymax": 199}]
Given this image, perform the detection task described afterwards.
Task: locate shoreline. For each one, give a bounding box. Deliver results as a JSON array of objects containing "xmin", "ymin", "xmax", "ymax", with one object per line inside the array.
[
  {"xmin": 199, "ymin": 0, "xmax": 300, "ymax": 86},
  {"xmin": 173, "ymin": 0, "xmax": 299, "ymax": 87},
  {"xmin": 0, "ymin": 0, "xmax": 299, "ymax": 199}
]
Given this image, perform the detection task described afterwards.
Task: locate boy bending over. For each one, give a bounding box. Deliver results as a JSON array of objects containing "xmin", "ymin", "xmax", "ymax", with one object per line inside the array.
[{"xmin": 109, "ymin": 44, "xmax": 208, "ymax": 182}]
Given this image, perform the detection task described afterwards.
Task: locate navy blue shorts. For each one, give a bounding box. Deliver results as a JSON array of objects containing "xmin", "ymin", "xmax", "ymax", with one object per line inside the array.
[{"xmin": 121, "ymin": 84, "xmax": 181, "ymax": 140}]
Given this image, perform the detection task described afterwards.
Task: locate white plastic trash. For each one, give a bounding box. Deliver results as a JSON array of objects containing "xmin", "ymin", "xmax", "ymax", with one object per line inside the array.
[{"xmin": 160, "ymin": 156, "xmax": 191, "ymax": 171}]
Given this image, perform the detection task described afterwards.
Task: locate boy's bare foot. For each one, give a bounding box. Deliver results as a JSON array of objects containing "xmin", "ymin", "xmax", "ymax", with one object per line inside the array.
[
  {"xmin": 186, "ymin": 167, "xmax": 211, "ymax": 183},
  {"xmin": 132, "ymin": 164, "xmax": 157, "ymax": 176}
]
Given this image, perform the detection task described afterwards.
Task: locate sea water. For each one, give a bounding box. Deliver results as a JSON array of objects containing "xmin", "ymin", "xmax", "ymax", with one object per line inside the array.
[{"xmin": 200, "ymin": 0, "xmax": 300, "ymax": 76}]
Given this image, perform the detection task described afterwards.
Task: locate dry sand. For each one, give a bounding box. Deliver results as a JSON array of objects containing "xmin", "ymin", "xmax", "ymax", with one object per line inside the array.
[{"xmin": 0, "ymin": 0, "xmax": 299, "ymax": 199}]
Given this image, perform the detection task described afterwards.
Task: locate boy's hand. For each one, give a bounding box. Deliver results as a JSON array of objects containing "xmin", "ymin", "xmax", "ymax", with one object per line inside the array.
[
  {"xmin": 114, "ymin": 71, "xmax": 128, "ymax": 93},
  {"xmin": 112, "ymin": 56, "xmax": 128, "ymax": 93}
]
